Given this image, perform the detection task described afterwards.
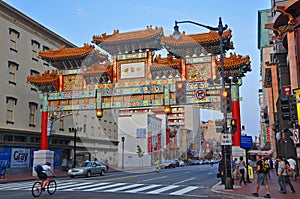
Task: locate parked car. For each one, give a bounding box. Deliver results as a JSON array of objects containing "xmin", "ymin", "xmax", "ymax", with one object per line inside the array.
[
  {"xmin": 160, "ymin": 160, "xmax": 176, "ymax": 169},
  {"xmin": 179, "ymin": 160, "xmax": 185, "ymax": 167},
  {"xmin": 67, "ymin": 161, "xmax": 106, "ymax": 178}
]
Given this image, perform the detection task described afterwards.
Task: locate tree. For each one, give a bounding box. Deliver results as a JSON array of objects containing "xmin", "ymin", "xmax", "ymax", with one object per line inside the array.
[{"xmin": 136, "ymin": 145, "xmax": 144, "ymax": 167}]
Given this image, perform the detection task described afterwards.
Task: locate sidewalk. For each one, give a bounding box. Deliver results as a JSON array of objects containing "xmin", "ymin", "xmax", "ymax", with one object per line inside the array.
[{"xmin": 211, "ymin": 169, "xmax": 300, "ymax": 199}]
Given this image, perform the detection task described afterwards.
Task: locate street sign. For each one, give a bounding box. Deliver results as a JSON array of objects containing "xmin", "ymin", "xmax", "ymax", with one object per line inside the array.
[
  {"xmin": 221, "ymin": 134, "xmax": 232, "ymax": 145},
  {"xmin": 194, "ymin": 89, "xmax": 206, "ymax": 100},
  {"xmin": 240, "ymin": 136, "xmax": 253, "ymax": 149},
  {"xmin": 292, "ymin": 128, "xmax": 299, "ymax": 144}
]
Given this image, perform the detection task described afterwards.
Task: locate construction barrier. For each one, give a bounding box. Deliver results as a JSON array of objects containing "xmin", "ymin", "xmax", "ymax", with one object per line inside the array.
[{"xmin": 248, "ymin": 165, "xmax": 254, "ymax": 180}]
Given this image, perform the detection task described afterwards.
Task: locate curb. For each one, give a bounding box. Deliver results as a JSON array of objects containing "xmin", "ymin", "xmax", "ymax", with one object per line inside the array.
[{"xmin": 210, "ymin": 182, "xmax": 259, "ymax": 199}]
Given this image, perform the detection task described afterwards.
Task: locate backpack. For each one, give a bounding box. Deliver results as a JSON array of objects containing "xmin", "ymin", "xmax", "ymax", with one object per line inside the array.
[
  {"xmin": 261, "ymin": 160, "xmax": 270, "ymax": 174},
  {"xmin": 34, "ymin": 164, "xmax": 44, "ymax": 174}
]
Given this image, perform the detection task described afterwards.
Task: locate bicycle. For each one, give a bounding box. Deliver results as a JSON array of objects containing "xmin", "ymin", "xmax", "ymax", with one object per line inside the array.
[{"xmin": 31, "ymin": 177, "xmax": 57, "ymax": 198}]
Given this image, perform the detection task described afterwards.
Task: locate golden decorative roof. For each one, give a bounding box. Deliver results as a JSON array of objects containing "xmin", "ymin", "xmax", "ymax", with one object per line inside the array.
[
  {"xmin": 93, "ymin": 26, "xmax": 164, "ymax": 44},
  {"xmin": 161, "ymin": 29, "xmax": 232, "ymax": 46},
  {"xmin": 27, "ymin": 70, "xmax": 59, "ymax": 88},
  {"xmin": 83, "ymin": 60, "xmax": 113, "ymax": 76},
  {"xmin": 215, "ymin": 52, "xmax": 250, "ymax": 69},
  {"xmin": 38, "ymin": 43, "xmax": 106, "ymax": 60},
  {"xmin": 151, "ymin": 54, "xmax": 181, "ymax": 68}
]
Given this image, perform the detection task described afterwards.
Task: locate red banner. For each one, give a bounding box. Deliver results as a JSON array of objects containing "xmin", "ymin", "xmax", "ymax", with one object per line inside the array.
[
  {"xmin": 266, "ymin": 124, "xmax": 271, "ymax": 142},
  {"xmin": 148, "ymin": 132, "xmax": 152, "ymax": 154},
  {"xmin": 166, "ymin": 129, "xmax": 170, "ymax": 148},
  {"xmin": 157, "ymin": 134, "xmax": 161, "ymax": 151}
]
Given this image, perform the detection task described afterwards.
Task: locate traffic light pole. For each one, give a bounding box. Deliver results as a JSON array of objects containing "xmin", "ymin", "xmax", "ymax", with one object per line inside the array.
[
  {"xmin": 218, "ymin": 18, "xmax": 233, "ymax": 190},
  {"xmin": 174, "ymin": 17, "xmax": 233, "ymax": 189}
]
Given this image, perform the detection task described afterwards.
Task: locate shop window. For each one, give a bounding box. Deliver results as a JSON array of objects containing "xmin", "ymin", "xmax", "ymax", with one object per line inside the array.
[{"xmin": 4, "ymin": 135, "xmax": 13, "ymax": 141}]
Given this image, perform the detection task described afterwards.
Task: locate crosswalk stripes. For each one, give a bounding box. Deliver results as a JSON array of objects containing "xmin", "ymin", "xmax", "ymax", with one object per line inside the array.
[
  {"xmin": 125, "ymin": 184, "xmax": 161, "ymax": 193},
  {"xmin": 147, "ymin": 185, "xmax": 179, "ymax": 194},
  {"xmin": 0, "ymin": 179, "xmax": 204, "ymax": 196}
]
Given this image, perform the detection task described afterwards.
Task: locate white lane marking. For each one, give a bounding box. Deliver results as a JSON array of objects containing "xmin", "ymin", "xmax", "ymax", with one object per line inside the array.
[
  {"xmin": 147, "ymin": 185, "xmax": 179, "ymax": 194},
  {"xmin": 142, "ymin": 176, "xmax": 166, "ymax": 182},
  {"xmin": 125, "ymin": 184, "xmax": 161, "ymax": 193},
  {"xmin": 104, "ymin": 183, "xmax": 144, "ymax": 192},
  {"xmin": 57, "ymin": 182, "xmax": 91, "ymax": 190},
  {"xmin": 69, "ymin": 182, "xmax": 110, "ymax": 191},
  {"xmin": 172, "ymin": 177, "xmax": 195, "ymax": 185},
  {"xmin": 169, "ymin": 186, "xmax": 198, "ymax": 195},
  {"xmin": 87, "ymin": 183, "xmax": 127, "ymax": 191}
]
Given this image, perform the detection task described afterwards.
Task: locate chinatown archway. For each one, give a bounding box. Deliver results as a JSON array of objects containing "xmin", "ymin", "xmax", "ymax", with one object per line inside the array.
[{"xmin": 27, "ymin": 25, "xmax": 251, "ymax": 171}]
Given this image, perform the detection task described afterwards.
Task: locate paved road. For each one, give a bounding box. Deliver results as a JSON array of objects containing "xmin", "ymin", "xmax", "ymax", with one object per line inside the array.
[{"xmin": 0, "ymin": 164, "xmax": 228, "ymax": 199}]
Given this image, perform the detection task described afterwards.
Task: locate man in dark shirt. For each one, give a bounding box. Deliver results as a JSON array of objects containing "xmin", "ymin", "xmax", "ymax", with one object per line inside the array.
[{"xmin": 252, "ymin": 155, "xmax": 271, "ymax": 198}]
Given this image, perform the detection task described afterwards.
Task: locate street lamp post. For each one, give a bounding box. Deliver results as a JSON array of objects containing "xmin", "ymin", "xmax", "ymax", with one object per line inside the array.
[
  {"xmin": 69, "ymin": 127, "xmax": 82, "ymax": 168},
  {"xmin": 173, "ymin": 17, "xmax": 233, "ymax": 189},
  {"xmin": 121, "ymin": 136, "xmax": 125, "ymax": 170}
]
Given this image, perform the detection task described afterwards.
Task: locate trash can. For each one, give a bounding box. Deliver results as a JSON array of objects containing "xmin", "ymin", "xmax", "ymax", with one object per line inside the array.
[{"xmin": 0, "ymin": 166, "xmax": 6, "ymax": 179}]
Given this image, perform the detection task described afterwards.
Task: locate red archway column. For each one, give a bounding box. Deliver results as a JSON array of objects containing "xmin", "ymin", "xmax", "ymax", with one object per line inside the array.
[
  {"xmin": 40, "ymin": 111, "xmax": 48, "ymax": 150},
  {"xmin": 40, "ymin": 94, "xmax": 49, "ymax": 150},
  {"xmin": 231, "ymin": 84, "xmax": 241, "ymax": 146}
]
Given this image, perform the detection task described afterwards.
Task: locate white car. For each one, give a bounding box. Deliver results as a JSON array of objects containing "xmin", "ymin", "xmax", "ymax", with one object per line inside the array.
[{"xmin": 67, "ymin": 161, "xmax": 106, "ymax": 178}]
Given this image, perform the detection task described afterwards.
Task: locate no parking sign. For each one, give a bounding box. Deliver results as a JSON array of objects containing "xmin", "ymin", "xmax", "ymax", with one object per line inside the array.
[{"xmin": 293, "ymin": 129, "xmax": 299, "ymax": 144}]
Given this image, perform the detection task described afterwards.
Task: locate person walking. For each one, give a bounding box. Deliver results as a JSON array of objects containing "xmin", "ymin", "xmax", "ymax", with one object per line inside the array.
[
  {"xmin": 238, "ymin": 156, "xmax": 247, "ymax": 186},
  {"xmin": 217, "ymin": 153, "xmax": 224, "ymax": 184},
  {"xmin": 232, "ymin": 158, "xmax": 238, "ymax": 180},
  {"xmin": 277, "ymin": 156, "xmax": 287, "ymax": 194},
  {"xmin": 252, "ymin": 155, "xmax": 271, "ymax": 198},
  {"xmin": 287, "ymin": 157, "xmax": 297, "ymax": 181},
  {"xmin": 155, "ymin": 159, "xmax": 160, "ymax": 173},
  {"xmin": 284, "ymin": 159, "xmax": 296, "ymax": 193}
]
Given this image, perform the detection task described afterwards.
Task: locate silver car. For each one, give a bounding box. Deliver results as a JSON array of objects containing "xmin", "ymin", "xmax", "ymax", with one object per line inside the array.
[{"xmin": 67, "ymin": 161, "xmax": 106, "ymax": 178}]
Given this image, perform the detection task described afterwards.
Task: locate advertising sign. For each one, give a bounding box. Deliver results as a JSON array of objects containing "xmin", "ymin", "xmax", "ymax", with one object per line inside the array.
[
  {"xmin": 10, "ymin": 148, "xmax": 30, "ymax": 168},
  {"xmin": 0, "ymin": 147, "xmax": 10, "ymax": 167},
  {"xmin": 240, "ymin": 136, "xmax": 253, "ymax": 149},
  {"xmin": 53, "ymin": 149, "xmax": 62, "ymax": 166}
]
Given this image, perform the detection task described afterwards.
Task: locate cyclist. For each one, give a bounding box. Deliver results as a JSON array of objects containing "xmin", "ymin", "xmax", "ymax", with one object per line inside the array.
[{"xmin": 37, "ymin": 162, "xmax": 56, "ymax": 190}]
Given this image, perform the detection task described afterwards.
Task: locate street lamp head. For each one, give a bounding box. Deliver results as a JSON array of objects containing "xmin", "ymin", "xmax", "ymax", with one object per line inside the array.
[{"xmin": 173, "ymin": 21, "xmax": 181, "ymax": 40}]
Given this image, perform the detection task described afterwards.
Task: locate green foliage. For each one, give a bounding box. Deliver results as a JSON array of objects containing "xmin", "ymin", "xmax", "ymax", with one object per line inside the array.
[{"xmin": 136, "ymin": 145, "xmax": 144, "ymax": 157}]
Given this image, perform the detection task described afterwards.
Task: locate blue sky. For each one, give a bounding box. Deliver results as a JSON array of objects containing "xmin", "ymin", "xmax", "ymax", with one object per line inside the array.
[{"xmin": 3, "ymin": 0, "xmax": 270, "ymax": 137}]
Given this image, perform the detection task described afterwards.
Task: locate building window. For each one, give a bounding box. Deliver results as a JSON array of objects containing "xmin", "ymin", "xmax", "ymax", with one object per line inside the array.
[
  {"xmin": 30, "ymin": 69, "xmax": 40, "ymax": 91},
  {"xmin": 29, "ymin": 102, "xmax": 38, "ymax": 127},
  {"xmin": 59, "ymin": 119, "xmax": 64, "ymax": 131},
  {"xmin": 31, "ymin": 40, "xmax": 40, "ymax": 61},
  {"xmin": 42, "ymin": 46, "xmax": 50, "ymax": 66},
  {"xmin": 9, "ymin": 28, "xmax": 19, "ymax": 52},
  {"xmin": 6, "ymin": 97, "xmax": 17, "ymax": 124},
  {"xmin": 8, "ymin": 61, "xmax": 19, "ymax": 85}
]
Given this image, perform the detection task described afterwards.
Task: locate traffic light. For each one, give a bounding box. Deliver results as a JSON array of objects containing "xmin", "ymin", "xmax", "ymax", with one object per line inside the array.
[
  {"xmin": 280, "ymin": 97, "xmax": 290, "ymax": 120},
  {"xmin": 220, "ymin": 88, "xmax": 231, "ymax": 113},
  {"xmin": 230, "ymin": 118, "xmax": 237, "ymax": 133},
  {"xmin": 289, "ymin": 95, "xmax": 298, "ymax": 126},
  {"xmin": 175, "ymin": 81, "xmax": 186, "ymax": 105},
  {"xmin": 225, "ymin": 118, "xmax": 237, "ymax": 133}
]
